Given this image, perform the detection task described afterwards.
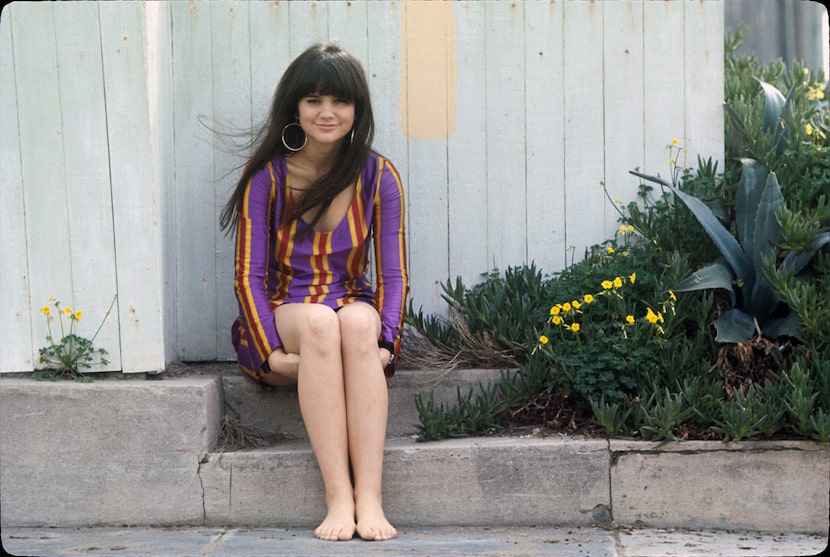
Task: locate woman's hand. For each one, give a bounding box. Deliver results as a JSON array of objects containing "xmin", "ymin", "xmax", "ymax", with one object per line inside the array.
[
  {"xmin": 265, "ymin": 347, "xmax": 300, "ymax": 384},
  {"xmin": 378, "ymin": 347, "xmax": 391, "ymax": 370}
]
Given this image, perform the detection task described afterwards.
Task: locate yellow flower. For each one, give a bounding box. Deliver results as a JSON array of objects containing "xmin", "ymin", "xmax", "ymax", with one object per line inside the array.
[
  {"xmin": 539, "ymin": 335, "xmax": 549, "ymax": 345},
  {"xmin": 625, "ymin": 315, "xmax": 635, "ymax": 324},
  {"xmin": 614, "ymin": 197, "xmax": 622, "ymax": 204},
  {"xmin": 570, "ymin": 323, "xmax": 581, "ymax": 333},
  {"xmin": 571, "ymin": 300, "xmax": 581, "ymax": 310},
  {"xmin": 669, "ymin": 290, "xmax": 677, "ymax": 301},
  {"xmin": 73, "ymin": 310, "xmax": 83, "ymax": 321},
  {"xmin": 583, "ymin": 294, "xmax": 594, "ymax": 304},
  {"xmin": 550, "ymin": 305, "xmax": 561, "ymax": 316},
  {"xmin": 63, "ymin": 307, "xmax": 72, "ymax": 315},
  {"xmin": 669, "ymin": 157, "xmax": 676, "ymax": 164},
  {"xmin": 613, "ymin": 277, "xmax": 623, "ymax": 289},
  {"xmin": 806, "ymin": 123, "xmax": 814, "ymax": 136},
  {"xmin": 645, "ymin": 307, "xmax": 659, "ymax": 324},
  {"xmin": 618, "ymin": 225, "xmax": 628, "ymax": 235},
  {"xmin": 552, "ymin": 315, "xmax": 563, "ymax": 326},
  {"xmin": 562, "ymin": 302, "xmax": 572, "ymax": 312},
  {"xmin": 803, "ymin": 68, "xmax": 810, "ymax": 75},
  {"xmin": 626, "ymin": 225, "xmax": 634, "ymax": 233},
  {"xmin": 48, "ymin": 295, "xmax": 55, "ymax": 301},
  {"xmin": 601, "ymin": 280, "xmax": 613, "ymax": 290},
  {"xmin": 41, "ymin": 305, "xmax": 51, "ymax": 315},
  {"xmin": 629, "ymin": 272, "xmax": 636, "ymax": 284},
  {"xmin": 671, "ymin": 138, "xmax": 679, "ymax": 146},
  {"xmin": 607, "ymin": 246, "xmax": 615, "ymax": 254}
]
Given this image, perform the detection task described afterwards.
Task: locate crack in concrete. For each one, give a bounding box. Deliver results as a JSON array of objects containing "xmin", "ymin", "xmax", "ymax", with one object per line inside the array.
[{"xmin": 196, "ymin": 453, "xmax": 208, "ymax": 524}]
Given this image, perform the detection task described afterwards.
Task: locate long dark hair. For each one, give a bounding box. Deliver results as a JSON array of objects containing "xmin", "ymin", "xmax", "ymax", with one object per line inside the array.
[{"xmin": 219, "ymin": 42, "xmax": 375, "ymax": 234}]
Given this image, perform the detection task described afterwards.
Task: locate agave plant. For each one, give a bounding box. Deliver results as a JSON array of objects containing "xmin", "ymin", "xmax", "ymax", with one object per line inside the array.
[{"xmin": 631, "ymin": 159, "xmax": 829, "ymax": 343}]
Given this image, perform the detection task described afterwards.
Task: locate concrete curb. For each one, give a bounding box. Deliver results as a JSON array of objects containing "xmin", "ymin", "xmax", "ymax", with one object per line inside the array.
[{"xmin": 1, "ymin": 373, "xmax": 828, "ymax": 533}]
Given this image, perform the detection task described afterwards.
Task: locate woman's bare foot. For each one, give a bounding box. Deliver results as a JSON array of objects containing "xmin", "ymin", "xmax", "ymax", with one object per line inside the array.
[
  {"xmin": 314, "ymin": 497, "xmax": 356, "ymax": 541},
  {"xmin": 355, "ymin": 498, "xmax": 397, "ymax": 541}
]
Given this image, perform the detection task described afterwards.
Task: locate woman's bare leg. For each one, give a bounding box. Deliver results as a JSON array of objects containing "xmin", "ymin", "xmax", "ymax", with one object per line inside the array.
[
  {"xmin": 273, "ymin": 304, "xmax": 355, "ymax": 541},
  {"xmin": 337, "ymin": 303, "xmax": 397, "ymax": 541}
]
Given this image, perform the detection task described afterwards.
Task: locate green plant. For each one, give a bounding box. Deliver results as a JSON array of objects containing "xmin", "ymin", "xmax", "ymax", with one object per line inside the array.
[
  {"xmin": 632, "ymin": 156, "xmax": 829, "ymax": 343},
  {"xmin": 36, "ymin": 295, "xmax": 117, "ymax": 381},
  {"xmin": 711, "ymin": 387, "xmax": 769, "ymax": 442},
  {"xmin": 589, "ymin": 394, "xmax": 631, "ymax": 437},
  {"xmin": 635, "ymin": 387, "xmax": 695, "ymax": 443}
]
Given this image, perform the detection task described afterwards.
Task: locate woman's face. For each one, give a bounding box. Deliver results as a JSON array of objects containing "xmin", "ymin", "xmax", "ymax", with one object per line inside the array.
[{"xmin": 296, "ymin": 93, "xmax": 355, "ymax": 149}]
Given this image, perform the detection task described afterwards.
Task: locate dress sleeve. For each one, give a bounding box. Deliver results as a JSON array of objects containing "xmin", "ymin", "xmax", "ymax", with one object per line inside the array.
[
  {"xmin": 372, "ymin": 157, "xmax": 409, "ymax": 375},
  {"xmin": 233, "ymin": 162, "xmax": 282, "ymax": 375}
]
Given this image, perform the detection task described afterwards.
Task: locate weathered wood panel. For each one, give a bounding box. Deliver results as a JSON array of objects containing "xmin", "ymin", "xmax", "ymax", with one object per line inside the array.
[
  {"xmin": 53, "ymin": 1, "xmax": 122, "ymax": 371},
  {"xmin": 0, "ymin": 7, "xmax": 33, "ymax": 371},
  {"xmin": 99, "ymin": 1, "xmax": 174, "ymax": 372},
  {"xmin": 525, "ymin": 0, "xmax": 566, "ymax": 270},
  {"xmin": 0, "ymin": 0, "xmax": 725, "ymax": 372}
]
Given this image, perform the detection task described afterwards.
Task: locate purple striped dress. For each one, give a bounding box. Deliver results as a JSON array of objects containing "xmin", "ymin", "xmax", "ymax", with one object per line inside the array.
[{"xmin": 231, "ymin": 151, "xmax": 409, "ymax": 388}]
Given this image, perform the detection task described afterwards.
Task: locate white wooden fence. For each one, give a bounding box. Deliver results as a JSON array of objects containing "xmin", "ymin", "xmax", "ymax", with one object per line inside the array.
[{"xmin": 0, "ymin": 0, "xmax": 724, "ymax": 373}]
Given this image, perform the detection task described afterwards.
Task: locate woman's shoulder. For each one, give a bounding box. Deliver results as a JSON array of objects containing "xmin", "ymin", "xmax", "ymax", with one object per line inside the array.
[
  {"xmin": 364, "ymin": 151, "xmax": 401, "ymax": 181},
  {"xmin": 248, "ymin": 155, "xmax": 288, "ymax": 189}
]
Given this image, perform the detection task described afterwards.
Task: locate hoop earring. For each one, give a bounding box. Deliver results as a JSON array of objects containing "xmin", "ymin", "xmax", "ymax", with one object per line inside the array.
[{"xmin": 281, "ymin": 122, "xmax": 307, "ymax": 152}]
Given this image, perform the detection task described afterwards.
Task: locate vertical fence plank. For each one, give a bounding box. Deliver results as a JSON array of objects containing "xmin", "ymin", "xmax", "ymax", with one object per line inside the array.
[
  {"xmin": 290, "ymin": 1, "xmax": 328, "ymax": 57},
  {"xmin": 249, "ymin": 1, "xmax": 291, "ymax": 130},
  {"xmin": 54, "ymin": 1, "xmax": 121, "ymax": 371},
  {"xmin": 328, "ymin": 1, "xmax": 369, "ymax": 61},
  {"xmin": 171, "ymin": 0, "xmax": 216, "ymax": 361},
  {"xmin": 525, "ymin": 0, "xmax": 566, "ymax": 272},
  {"xmin": 402, "ymin": 1, "xmax": 453, "ymax": 314},
  {"xmin": 447, "ymin": 2, "xmax": 488, "ymax": 288},
  {"xmin": 11, "ymin": 3, "xmax": 75, "ymax": 369},
  {"xmin": 212, "ymin": 0, "xmax": 252, "ymax": 361},
  {"xmin": 643, "ymin": 0, "xmax": 686, "ymax": 173},
  {"xmin": 0, "ymin": 4, "xmax": 33, "ymax": 371},
  {"xmin": 485, "ymin": 0, "xmax": 527, "ymax": 267},
  {"xmin": 99, "ymin": 1, "xmax": 172, "ymax": 372},
  {"xmin": 563, "ymin": 0, "xmax": 607, "ymax": 258},
  {"xmin": 685, "ymin": 0, "xmax": 724, "ymax": 165},
  {"xmin": 367, "ymin": 1, "xmax": 407, "ymax": 185},
  {"xmin": 367, "ymin": 1, "xmax": 408, "ymax": 297},
  {"xmin": 603, "ymin": 0, "xmax": 645, "ymax": 237}
]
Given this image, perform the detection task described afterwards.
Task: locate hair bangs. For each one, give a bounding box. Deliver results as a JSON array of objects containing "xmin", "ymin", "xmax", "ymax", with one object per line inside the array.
[{"xmin": 302, "ymin": 53, "xmax": 360, "ymax": 102}]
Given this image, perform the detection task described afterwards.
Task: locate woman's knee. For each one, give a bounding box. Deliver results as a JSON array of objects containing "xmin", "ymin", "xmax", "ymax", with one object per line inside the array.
[
  {"xmin": 338, "ymin": 303, "xmax": 381, "ymax": 347},
  {"xmin": 275, "ymin": 304, "xmax": 341, "ymax": 353}
]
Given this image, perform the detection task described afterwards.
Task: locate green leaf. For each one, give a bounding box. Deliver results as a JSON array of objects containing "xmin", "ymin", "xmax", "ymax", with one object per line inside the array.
[
  {"xmin": 782, "ymin": 232, "xmax": 830, "ymax": 275},
  {"xmin": 755, "ymin": 78, "xmax": 785, "ymax": 133},
  {"xmin": 629, "ymin": 169, "xmax": 753, "ymax": 293},
  {"xmin": 666, "ymin": 184, "xmax": 753, "ymax": 297},
  {"xmin": 746, "ymin": 173, "xmax": 785, "ymax": 319},
  {"xmin": 734, "ymin": 159, "xmax": 768, "ymax": 257},
  {"xmin": 714, "ymin": 309, "xmax": 757, "ymax": 343},
  {"xmin": 762, "ymin": 310, "xmax": 803, "ymax": 340},
  {"xmin": 752, "ymin": 172, "xmax": 785, "ymax": 275},
  {"xmin": 673, "ymin": 260, "xmax": 736, "ymax": 306}
]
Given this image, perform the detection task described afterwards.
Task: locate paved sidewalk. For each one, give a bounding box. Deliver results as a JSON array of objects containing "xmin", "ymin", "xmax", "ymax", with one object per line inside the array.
[{"xmin": 2, "ymin": 525, "xmax": 827, "ymax": 557}]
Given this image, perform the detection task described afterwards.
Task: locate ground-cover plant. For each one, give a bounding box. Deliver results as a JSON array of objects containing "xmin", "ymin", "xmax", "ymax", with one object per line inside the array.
[{"xmin": 35, "ymin": 295, "xmax": 117, "ymax": 382}]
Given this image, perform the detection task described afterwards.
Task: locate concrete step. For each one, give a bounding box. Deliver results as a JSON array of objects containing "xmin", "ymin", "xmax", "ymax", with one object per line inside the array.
[{"xmin": 1, "ymin": 373, "xmax": 828, "ymax": 534}]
